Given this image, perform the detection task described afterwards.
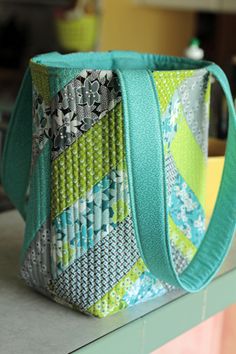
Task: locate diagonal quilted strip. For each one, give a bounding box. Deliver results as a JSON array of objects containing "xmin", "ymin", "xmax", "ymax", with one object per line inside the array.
[
  {"xmin": 169, "ymin": 171, "xmax": 206, "ymax": 247},
  {"xmin": 160, "ymin": 91, "xmax": 186, "ymax": 154},
  {"xmin": 170, "ymin": 241, "xmax": 190, "ymax": 273},
  {"xmin": 87, "ymin": 258, "xmax": 146, "ymax": 318},
  {"xmin": 50, "ymin": 70, "xmax": 122, "ymax": 159},
  {"xmin": 30, "ymin": 62, "xmax": 51, "ymax": 105},
  {"xmin": 153, "ymin": 70, "xmax": 194, "ymax": 115},
  {"xmin": 21, "ymin": 220, "xmax": 51, "ymax": 292},
  {"xmin": 165, "ymin": 153, "xmax": 178, "ymax": 198},
  {"xmin": 86, "ymin": 235, "xmax": 191, "ymax": 318},
  {"xmin": 121, "ymin": 271, "xmax": 168, "ymax": 308},
  {"xmin": 30, "ymin": 70, "xmax": 122, "ymax": 165},
  {"xmin": 165, "ymin": 152, "xmax": 206, "ymax": 247},
  {"xmin": 170, "ymin": 116, "xmax": 207, "ymax": 209},
  {"xmin": 165, "ymin": 149, "xmax": 206, "ymax": 248},
  {"xmin": 51, "ymin": 102, "xmax": 124, "ymax": 219},
  {"xmin": 154, "ymin": 69, "xmax": 210, "ymax": 157},
  {"xmin": 169, "ymin": 215, "xmax": 197, "ymax": 261},
  {"xmin": 51, "ymin": 169, "xmax": 129, "ymax": 276},
  {"xmin": 178, "ymin": 70, "xmax": 210, "ymax": 157},
  {"xmin": 121, "ymin": 241, "xmax": 190, "ymax": 309},
  {"xmin": 49, "ymin": 216, "xmax": 140, "ymax": 313}
]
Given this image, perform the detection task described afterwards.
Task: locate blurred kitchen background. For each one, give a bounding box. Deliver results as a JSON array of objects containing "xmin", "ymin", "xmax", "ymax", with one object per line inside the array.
[{"xmin": 0, "ymin": 0, "xmax": 236, "ymax": 211}]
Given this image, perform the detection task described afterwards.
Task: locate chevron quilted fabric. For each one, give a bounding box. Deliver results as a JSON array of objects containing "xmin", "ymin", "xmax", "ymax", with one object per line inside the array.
[{"xmin": 21, "ymin": 65, "xmax": 210, "ymax": 318}]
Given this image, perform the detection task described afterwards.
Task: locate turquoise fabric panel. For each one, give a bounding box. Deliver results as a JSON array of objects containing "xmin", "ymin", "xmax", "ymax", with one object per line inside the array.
[
  {"xmin": 1, "ymin": 67, "xmax": 51, "ymax": 262},
  {"xmin": 1, "ymin": 68, "xmax": 32, "ymax": 218}
]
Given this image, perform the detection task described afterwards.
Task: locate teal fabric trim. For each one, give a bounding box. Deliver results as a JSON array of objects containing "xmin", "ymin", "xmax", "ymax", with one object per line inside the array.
[
  {"xmin": 33, "ymin": 51, "xmax": 212, "ymax": 100},
  {"xmin": 20, "ymin": 140, "xmax": 51, "ymax": 262},
  {"xmin": 1, "ymin": 68, "xmax": 32, "ymax": 219},
  {"xmin": 32, "ymin": 51, "xmax": 211, "ymax": 71},
  {"xmin": 0, "ymin": 67, "xmax": 51, "ymax": 262},
  {"xmin": 48, "ymin": 68, "xmax": 84, "ymax": 100},
  {"xmin": 118, "ymin": 63, "xmax": 236, "ymax": 292}
]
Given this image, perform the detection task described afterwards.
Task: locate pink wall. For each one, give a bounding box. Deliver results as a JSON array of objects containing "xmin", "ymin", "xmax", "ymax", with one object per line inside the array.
[
  {"xmin": 221, "ymin": 304, "xmax": 236, "ymax": 354},
  {"xmin": 152, "ymin": 304, "xmax": 236, "ymax": 354}
]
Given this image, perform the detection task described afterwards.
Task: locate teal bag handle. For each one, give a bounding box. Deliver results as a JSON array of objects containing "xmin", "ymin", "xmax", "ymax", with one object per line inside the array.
[
  {"xmin": 1, "ymin": 67, "xmax": 51, "ymax": 261},
  {"xmin": 117, "ymin": 63, "xmax": 236, "ymax": 291},
  {"xmin": 1, "ymin": 68, "xmax": 32, "ymax": 219}
]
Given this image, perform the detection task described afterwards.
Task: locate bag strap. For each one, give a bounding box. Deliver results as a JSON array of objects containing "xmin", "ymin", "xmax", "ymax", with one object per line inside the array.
[
  {"xmin": 1, "ymin": 68, "xmax": 32, "ymax": 219},
  {"xmin": 116, "ymin": 64, "xmax": 236, "ymax": 291}
]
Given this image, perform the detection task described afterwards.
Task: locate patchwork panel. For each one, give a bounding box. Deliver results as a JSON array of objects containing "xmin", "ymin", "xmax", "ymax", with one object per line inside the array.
[
  {"xmin": 170, "ymin": 117, "xmax": 207, "ymax": 209},
  {"xmin": 51, "ymin": 102, "xmax": 124, "ymax": 219},
  {"xmin": 51, "ymin": 169, "xmax": 129, "ymax": 276},
  {"xmin": 22, "ymin": 67, "xmax": 210, "ymax": 318},
  {"xmin": 87, "ymin": 258, "xmax": 146, "ymax": 318},
  {"xmin": 50, "ymin": 217, "xmax": 139, "ymax": 312},
  {"xmin": 179, "ymin": 71, "xmax": 210, "ymax": 157}
]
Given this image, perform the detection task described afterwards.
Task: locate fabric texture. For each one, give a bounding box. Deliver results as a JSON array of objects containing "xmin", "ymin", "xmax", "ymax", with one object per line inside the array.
[
  {"xmin": 1, "ymin": 51, "xmax": 235, "ymax": 318},
  {"xmin": 22, "ymin": 62, "xmax": 209, "ymax": 317}
]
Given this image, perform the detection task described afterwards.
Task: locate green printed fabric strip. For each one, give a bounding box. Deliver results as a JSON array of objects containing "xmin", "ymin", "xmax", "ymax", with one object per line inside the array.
[
  {"xmin": 170, "ymin": 114, "xmax": 207, "ymax": 209},
  {"xmin": 153, "ymin": 70, "xmax": 194, "ymax": 115},
  {"xmin": 51, "ymin": 102, "xmax": 124, "ymax": 219},
  {"xmin": 168, "ymin": 216, "xmax": 197, "ymax": 262},
  {"xmin": 87, "ymin": 258, "xmax": 146, "ymax": 318},
  {"xmin": 154, "ymin": 70, "xmax": 209, "ymax": 211}
]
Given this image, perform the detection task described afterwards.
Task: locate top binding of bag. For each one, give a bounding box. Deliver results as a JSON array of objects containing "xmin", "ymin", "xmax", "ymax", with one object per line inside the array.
[
  {"xmin": 29, "ymin": 51, "xmax": 212, "ymax": 105},
  {"xmin": 30, "ymin": 50, "xmax": 212, "ymax": 71}
]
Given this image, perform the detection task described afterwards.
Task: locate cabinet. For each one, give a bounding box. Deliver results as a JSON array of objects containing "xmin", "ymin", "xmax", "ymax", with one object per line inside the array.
[
  {"xmin": 136, "ymin": 0, "xmax": 236, "ymax": 12},
  {"xmin": 222, "ymin": 0, "xmax": 236, "ymax": 11}
]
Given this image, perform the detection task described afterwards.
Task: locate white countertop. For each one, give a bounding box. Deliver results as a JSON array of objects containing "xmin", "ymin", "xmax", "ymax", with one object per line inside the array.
[{"xmin": 0, "ymin": 210, "xmax": 236, "ymax": 354}]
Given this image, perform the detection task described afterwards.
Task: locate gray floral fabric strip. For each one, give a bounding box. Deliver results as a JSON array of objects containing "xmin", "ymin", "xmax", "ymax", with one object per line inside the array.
[{"xmin": 31, "ymin": 70, "xmax": 121, "ymax": 165}]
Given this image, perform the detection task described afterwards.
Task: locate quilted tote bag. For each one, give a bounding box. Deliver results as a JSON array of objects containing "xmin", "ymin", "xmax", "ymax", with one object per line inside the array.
[{"xmin": 1, "ymin": 51, "xmax": 236, "ymax": 318}]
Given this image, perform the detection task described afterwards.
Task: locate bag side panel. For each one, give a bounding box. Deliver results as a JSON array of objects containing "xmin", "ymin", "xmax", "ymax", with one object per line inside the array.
[{"xmin": 21, "ymin": 68, "xmax": 210, "ymax": 318}]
